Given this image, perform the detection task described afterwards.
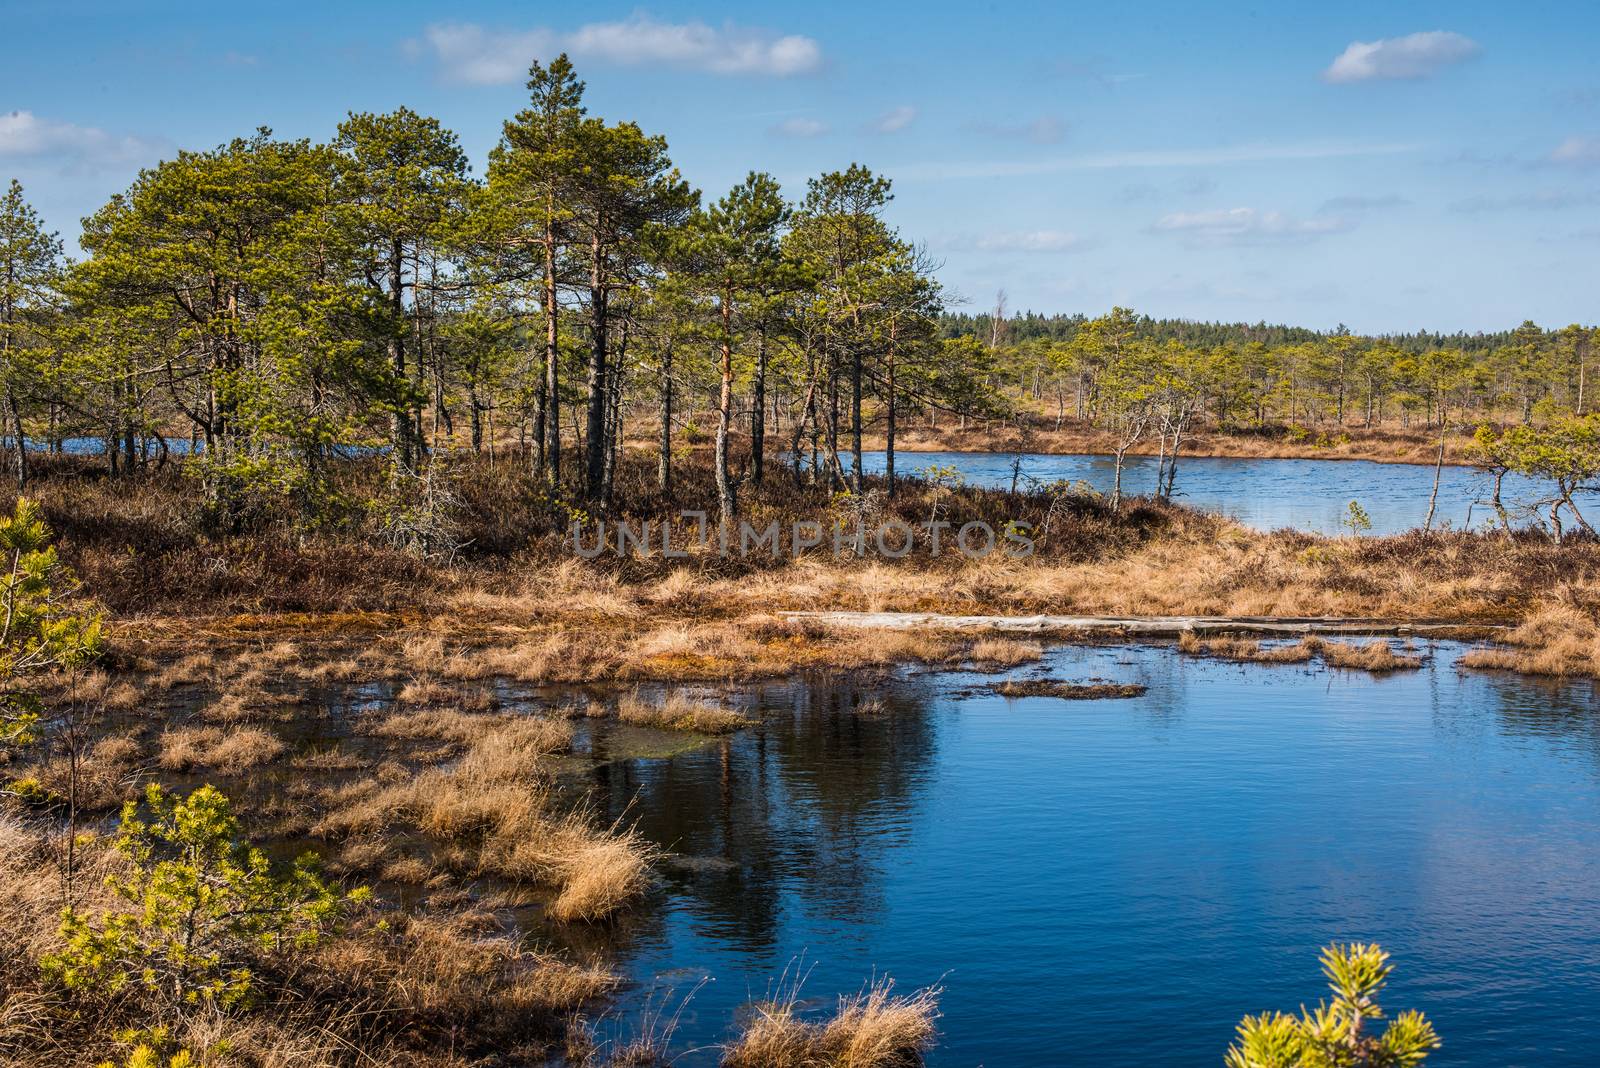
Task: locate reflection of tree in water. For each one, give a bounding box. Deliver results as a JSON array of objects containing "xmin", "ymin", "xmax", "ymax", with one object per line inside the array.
[
  {"xmin": 580, "ymin": 672, "xmax": 944, "ymax": 960},
  {"xmin": 1482, "ymin": 672, "xmax": 1600, "ymax": 770}
]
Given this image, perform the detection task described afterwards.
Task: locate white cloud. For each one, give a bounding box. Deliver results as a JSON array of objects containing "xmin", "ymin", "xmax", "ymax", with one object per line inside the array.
[
  {"xmin": 869, "ymin": 105, "xmax": 918, "ymax": 134},
  {"xmin": 1152, "ymin": 207, "xmax": 1352, "ymax": 246},
  {"xmin": 1323, "ymin": 31, "xmax": 1480, "ymax": 84},
  {"xmin": 419, "ymin": 16, "xmax": 822, "ymax": 84},
  {"xmin": 950, "ymin": 230, "xmax": 1087, "ymax": 253},
  {"xmin": 1550, "ymin": 135, "xmax": 1600, "ymax": 166},
  {"xmin": 771, "ymin": 116, "xmax": 828, "ymax": 138},
  {"xmin": 0, "ymin": 110, "xmax": 162, "ymax": 167}
]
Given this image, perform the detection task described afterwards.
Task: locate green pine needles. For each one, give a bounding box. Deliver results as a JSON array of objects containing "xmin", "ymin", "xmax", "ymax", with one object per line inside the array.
[
  {"xmin": 43, "ymin": 783, "xmax": 366, "ymax": 1009},
  {"xmin": 1226, "ymin": 943, "xmax": 1440, "ymax": 1068},
  {"xmin": 0, "ymin": 497, "xmax": 102, "ymax": 746}
]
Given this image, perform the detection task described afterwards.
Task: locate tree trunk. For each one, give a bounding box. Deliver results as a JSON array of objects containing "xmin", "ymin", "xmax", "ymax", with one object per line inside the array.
[
  {"xmin": 1423, "ymin": 423, "xmax": 1447, "ymax": 532},
  {"xmin": 885, "ymin": 321, "xmax": 898, "ymax": 497},
  {"xmin": 752, "ymin": 325, "xmax": 768, "ymax": 483},
  {"xmin": 582, "ymin": 230, "xmax": 611, "ymax": 502},
  {"xmin": 387, "ymin": 240, "xmax": 409, "ymax": 478},
  {"xmin": 657, "ymin": 340, "xmax": 673, "ymax": 496},
  {"xmin": 1165, "ymin": 422, "xmax": 1184, "ymax": 498},
  {"xmin": 602, "ymin": 317, "xmax": 625, "ymax": 506},
  {"xmin": 469, "ymin": 381, "xmax": 483, "ymax": 453},
  {"xmin": 714, "ymin": 293, "xmax": 736, "ymax": 527},
  {"xmin": 542, "ymin": 221, "xmax": 561, "ymax": 484},
  {"xmin": 789, "ymin": 368, "xmax": 817, "ymax": 486},
  {"xmin": 1154, "ymin": 431, "xmax": 1168, "ymax": 500},
  {"xmin": 4, "ymin": 390, "xmax": 24, "ymax": 489},
  {"xmin": 850, "ymin": 339, "xmax": 863, "ymax": 493}
]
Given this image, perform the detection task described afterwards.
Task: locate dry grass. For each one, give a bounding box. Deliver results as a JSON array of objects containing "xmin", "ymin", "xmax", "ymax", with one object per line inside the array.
[
  {"xmin": 991, "ymin": 680, "xmax": 1148, "ymax": 699},
  {"xmin": 304, "ymin": 655, "xmax": 368, "ymax": 683},
  {"xmin": 1319, "ymin": 639, "xmax": 1424, "ymax": 672},
  {"xmin": 314, "ymin": 717, "xmax": 646, "ymax": 922},
  {"xmin": 408, "ymin": 614, "xmax": 964, "ymax": 687},
  {"xmin": 158, "ymin": 726, "xmax": 286, "ymax": 773},
  {"xmin": 615, "ymin": 690, "xmax": 752, "ymax": 734},
  {"xmin": 397, "ymin": 678, "xmax": 493, "ymax": 710},
  {"xmin": 148, "ymin": 651, "xmax": 216, "ymax": 690},
  {"xmin": 320, "ymin": 910, "xmax": 619, "ymax": 1022},
  {"xmin": 722, "ymin": 977, "xmax": 941, "ymax": 1068},
  {"xmin": 29, "ymin": 735, "xmax": 145, "ymax": 811},
  {"xmin": 1457, "ymin": 602, "xmax": 1600, "ymax": 677},
  {"xmin": 967, "ymin": 638, "xmax": 1044, "ymax": 669},
  {"xmin": 1178, "ymin": 631, "xmax": 1316, "ymax": 664},
  {"xmin": 235, "ymin": 639, "xmax": 302, "ymax": 673},
  {"xmin": 0, "ymin": 810, "xmax": 620, "ymax": 1065},
  {"xmin": 64, "ymin": 671, "xmax": 144, "ymax": 712},
  {"xmin": 291, "ymin": 747, "xmax": 367, "ymax": 771},
  {"xmin": 1178, "ymin": 632, "xmax": 1422, "ymax": 672}
]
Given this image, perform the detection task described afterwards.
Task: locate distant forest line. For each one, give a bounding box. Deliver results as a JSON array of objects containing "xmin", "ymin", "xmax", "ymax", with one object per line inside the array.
[{"xmin": 940, "ymin": 309, "xmax": 1569, "ymax": 355}]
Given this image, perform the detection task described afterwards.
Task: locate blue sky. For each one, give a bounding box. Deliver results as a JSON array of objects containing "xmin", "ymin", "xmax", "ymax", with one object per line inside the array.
[{"xmin": 3, "ymin": 0, "xmax": 1598, "ymax": 332}]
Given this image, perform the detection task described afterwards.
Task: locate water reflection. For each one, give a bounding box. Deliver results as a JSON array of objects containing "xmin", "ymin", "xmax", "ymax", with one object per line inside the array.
[
  {"xmin": 568, "ymin": 642, "xmax": 1600, "ymax": 1067},
  {"xmin": 583, "ymin": 677, "xmax": 943, "ymax": 962}
]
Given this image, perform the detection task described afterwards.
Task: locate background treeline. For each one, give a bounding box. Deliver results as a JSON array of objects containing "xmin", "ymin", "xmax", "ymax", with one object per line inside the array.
[
  {"xmin": 950, "ymin": 308, "xmax": 1598, "ymax": 434},
  {"xmin": 0, "ymin": 56, "xmax": 982, "ymax": 535},
  {"xmin": 945, "ymin": 308, "xmax": 1570, "ymax": 356}
]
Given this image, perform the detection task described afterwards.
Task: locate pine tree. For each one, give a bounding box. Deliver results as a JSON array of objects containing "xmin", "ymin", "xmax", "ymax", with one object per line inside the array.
[{"xmin": 0, "ymin": 179, "xmax": 63, "ymax": 487}]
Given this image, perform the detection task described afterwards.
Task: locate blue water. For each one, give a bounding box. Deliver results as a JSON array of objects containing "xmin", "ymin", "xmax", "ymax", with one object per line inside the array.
[
  {"xmin": 860, "ymin": 451, "xmax": 1582, "ymax": 536},
  {"xmin": 579, "ymin": 643, "xmax": 1600, "ymax": 1066}
]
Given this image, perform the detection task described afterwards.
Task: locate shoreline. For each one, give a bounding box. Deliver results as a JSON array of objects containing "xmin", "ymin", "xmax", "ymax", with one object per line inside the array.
[
  {"xmin": 868, "ymin": 442, "xmax": 1474, "ymax": 468},
  {"xmin": 858, "ymin": 421, "xmax": 1471, "ymax": 467}
]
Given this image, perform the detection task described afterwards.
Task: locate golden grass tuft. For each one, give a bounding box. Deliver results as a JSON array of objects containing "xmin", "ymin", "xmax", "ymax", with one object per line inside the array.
[
  {"xmin": 31, "ymin": 735, "xmax": 145, "ymax": 811},
  {"xmin": 615, "ymin": 690, "xmax": 752, "ymax": 734},
  {"xmin": 546, "ymin": 826, "xmax": 656, "ymax": 923},
  {"xmin": 314, "ymin": 717, "xmax": 643, "ymax": 922},
  {"xmin": 305, "ymin": 656, "xmax": 366, "ymax": 683},
  {"xmin": 1177, "ymin": 631, "xmax": 1314, "ymax": 663},
  {"xmin": 722, "ymin": 977, "xmax": 941, "ymax": 1068},
  {"xmin": 968, "ymin": 637, "xmax": 1044, "ymax": 669},
  {"xmin": 149, "ymin": 651, "xmax": 216, "ymax": 690},
  {"xmin": 159, "ymin": 725, "xmax": 286, "ymax": 773},
  {"xmin": 1457, "ymin": 602, "xmax": 1600, "ymax": 677},
  {"xmin": 371, "ymin": 707, "xmax": 500, "ymax": 746},
  {"xmin": 1319, "ymin": 639, "xmax": 1424, "ymax": 672},
  {"xmin": 396, "ymin": 677, "xmax": 493, "ymax": 710},
  {"xmin": 1177, "ymin": 631, "xmax": 1421, "ymax": 672}
]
